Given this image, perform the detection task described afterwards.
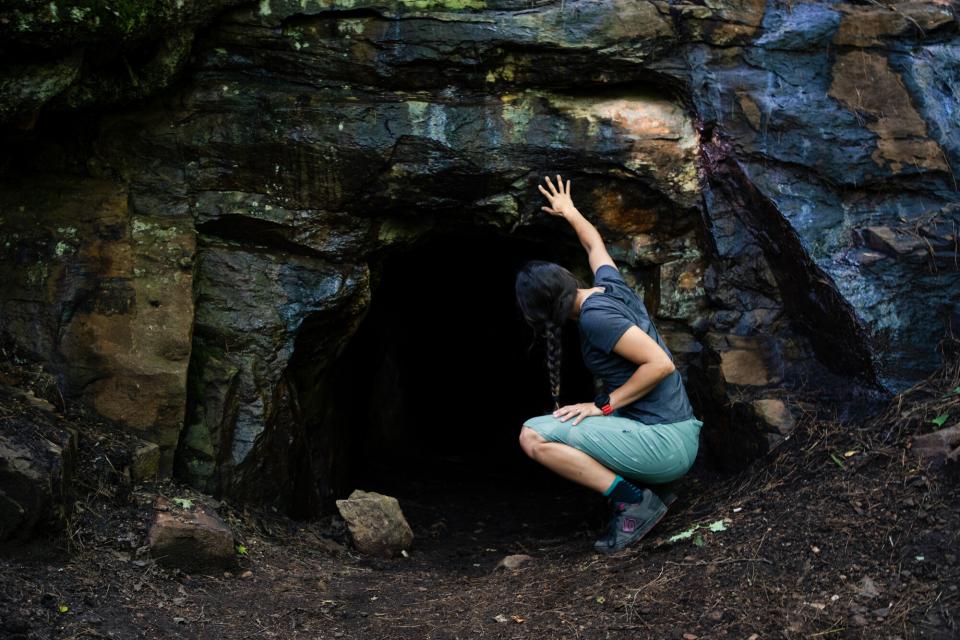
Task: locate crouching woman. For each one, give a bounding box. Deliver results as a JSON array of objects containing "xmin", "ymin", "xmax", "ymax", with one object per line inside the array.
[{"xmin": 516, "ymin": 175, "xmax": 703, "ymax": 554}]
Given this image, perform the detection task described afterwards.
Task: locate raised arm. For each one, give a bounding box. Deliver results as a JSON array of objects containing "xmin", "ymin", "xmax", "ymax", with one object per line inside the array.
[{"xmin": 538, "ymin": 174, "xmax": 615, "ymax": 274}]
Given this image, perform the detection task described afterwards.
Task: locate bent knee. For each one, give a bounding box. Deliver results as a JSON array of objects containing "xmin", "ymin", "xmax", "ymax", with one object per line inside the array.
[{"xmin": 518, "ymin": 426, "xmax": 545, "ymax": 458}]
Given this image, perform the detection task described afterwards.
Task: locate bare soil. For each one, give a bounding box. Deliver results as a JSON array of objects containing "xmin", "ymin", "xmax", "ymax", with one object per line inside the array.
[{"xmin": 2, "ymin": 358, "xmax": 959, "ymax": 640}]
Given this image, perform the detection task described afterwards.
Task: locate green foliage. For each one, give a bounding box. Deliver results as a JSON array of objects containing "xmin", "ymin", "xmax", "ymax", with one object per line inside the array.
[
  {"xmin": 667, "ymin": 519, "xmax": 729, "ymax": 545},
  {"xmin": 931, "ymin": 413, "xmax": 950, "ymax": 427},
  {"xmin": 707, "ymin": 520, "xmax": 727, "ymax": 533}
]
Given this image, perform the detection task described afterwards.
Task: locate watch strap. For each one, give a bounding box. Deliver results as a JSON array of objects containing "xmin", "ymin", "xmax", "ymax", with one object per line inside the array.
[{"xmin": 595, "ymin": 393, "xmax": 614, "ymax": 415}]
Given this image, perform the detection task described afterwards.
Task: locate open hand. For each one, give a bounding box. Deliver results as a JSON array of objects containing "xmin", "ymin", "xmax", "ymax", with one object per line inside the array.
[
  {"xmin": 538, "ymin": 174, "xmax": 577, "ymax": 218},
  {"xmin": 553, "ymin": 402, "xmax": 602, "ymax": 426}
]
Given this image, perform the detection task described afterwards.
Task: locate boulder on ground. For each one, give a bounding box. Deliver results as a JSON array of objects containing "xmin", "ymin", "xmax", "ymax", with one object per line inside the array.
[
  {"xmin": 0, "ymin": 387, "xmax": 76, "ymax": 542},
  {"xmin": 336, "ymin": 490, "xmax": 413, "ymax": 558},
  {"xmin": 146, "ymin": 496, "xmax": 235, "ymax": 570}
]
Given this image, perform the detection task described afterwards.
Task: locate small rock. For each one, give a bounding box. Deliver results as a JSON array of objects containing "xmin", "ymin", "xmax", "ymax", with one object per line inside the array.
[
  {"xmin": 241, "ymin": 570, "xmax": 253, "ymax": 579},
  {"xmin": 856, "ymin": 576, "xmax": 880, "ymax": 599},
  {"xmin": 861, "ymin": 226, "xmax": 925, "ymax": 259},
  {"xmin": 493, "ymin": 614, "xmax": 510, "ymax": 623},
  {"xmin": 496, "ymin": 554, "xmax": 532, "ymax": 570},
  {"xmin": 751, "ymin": 398, "xmax": 797, "ymax": 436},
  {"xmin": 147, "ymin": 497, "xmax": 235, "ymax": 571},
  {"xmin": 335, "ymin": 490, "xmax": 414, "ymax": 558},
  {"xmin": 851, "ymin": 614, "xmax": 868, "ymax": 627},
  {"xmin": 708, "ymin": 610, "xmax": 723, "ymax": 622},
  {"xmin": 911, "ymin": 425, "xmax": 960, "ymax": 465}
]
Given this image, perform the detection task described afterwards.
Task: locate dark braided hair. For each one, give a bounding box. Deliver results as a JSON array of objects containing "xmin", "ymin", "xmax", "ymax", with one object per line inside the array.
[{"xmin": 515, "ymin": 261, "xmax": 583, "ymax": 410}]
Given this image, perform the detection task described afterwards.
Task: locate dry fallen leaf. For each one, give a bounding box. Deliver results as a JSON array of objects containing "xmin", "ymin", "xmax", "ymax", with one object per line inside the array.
[{"xmin": 511, "ymin": 615, "xmax": 525, "ymax": 624}]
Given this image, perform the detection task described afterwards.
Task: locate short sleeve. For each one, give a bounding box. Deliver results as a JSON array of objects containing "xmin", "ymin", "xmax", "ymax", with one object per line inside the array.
[
  {"xmin": 593, "ymin": 264, "xmax": 652, "ymax": 330},
  {"xmin": 579, "ymin": 303, "xmax": 636, "ymax": 354},
  {"xmin": 594, "ymin": 264, "xmax": 625, "ymax": 287}
]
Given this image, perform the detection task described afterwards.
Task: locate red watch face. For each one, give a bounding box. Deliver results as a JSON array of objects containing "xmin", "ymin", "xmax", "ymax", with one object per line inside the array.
[{"xmin": 601, "ymin": 404, "xmax": 614, "ymax": 415}]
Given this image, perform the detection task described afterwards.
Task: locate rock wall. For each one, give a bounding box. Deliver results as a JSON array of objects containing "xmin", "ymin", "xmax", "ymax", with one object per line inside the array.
[{"xmin": 1, "ymin": 0, "xmax": 957, "ymax": 511}]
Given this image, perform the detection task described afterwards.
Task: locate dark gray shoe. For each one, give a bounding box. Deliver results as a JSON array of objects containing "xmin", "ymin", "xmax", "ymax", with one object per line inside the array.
[{"xmin": 594, "ymin": 489, "xmax": 668, "ymax": 554}]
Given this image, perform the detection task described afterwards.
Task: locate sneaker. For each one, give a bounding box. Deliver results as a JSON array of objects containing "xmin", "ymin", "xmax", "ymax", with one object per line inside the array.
[
  {"xmin": 594, "ymin": 489, "xmax": 668, "ymax": 554},
  {"xmin": 658, "ymin": 490, "xmax": 678, "ymax": 508}
]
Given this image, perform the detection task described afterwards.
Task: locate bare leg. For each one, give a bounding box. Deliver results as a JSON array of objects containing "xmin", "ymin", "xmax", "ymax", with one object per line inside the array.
[{"xmin": 519, "ymin": 427, "xmax": 616, "ymax": 493}]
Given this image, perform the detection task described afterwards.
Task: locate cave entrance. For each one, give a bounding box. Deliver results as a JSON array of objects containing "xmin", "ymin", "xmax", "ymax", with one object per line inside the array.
[{"xmin": 291, "ymin": 227, "xmax": 608, "ymax": 537}]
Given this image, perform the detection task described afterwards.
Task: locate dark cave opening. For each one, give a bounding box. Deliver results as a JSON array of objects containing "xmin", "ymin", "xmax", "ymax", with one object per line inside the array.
[
  {"xmin": 283, "ymin": 224, "xmax": 719, "ymax": 539},
  {"xmin": 306, "ymin": 226, "xmax": 644, "ymax": 541},
  {"xmin": 332, "ymin": 228, "xmax": 599, "ymax": 493}
]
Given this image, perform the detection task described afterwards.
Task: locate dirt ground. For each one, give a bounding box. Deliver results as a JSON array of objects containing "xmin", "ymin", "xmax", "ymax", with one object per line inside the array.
[{"xmin": 2, "ymin": 358, "xmax": 959, "ymax": 640}]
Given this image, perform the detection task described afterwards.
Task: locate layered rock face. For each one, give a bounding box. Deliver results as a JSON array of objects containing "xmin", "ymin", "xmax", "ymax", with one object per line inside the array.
[{"xmin": 1, "ymin": 1, "xmax": 957, "ymax": 512}]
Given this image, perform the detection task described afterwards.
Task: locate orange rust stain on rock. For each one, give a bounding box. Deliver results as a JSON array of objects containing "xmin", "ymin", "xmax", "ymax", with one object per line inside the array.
[
  {"xmin": 737, "ymin": 93, "xmax": 762, "ymax": 131},
  {"xmin": 590, "ymin": 187, "xmax": 658, "ymax": 235},
  {"xmin": 674, "ymin": 0, "xmax": 766, "ymax": 46},
  {"xmin": 834, "ymin": 2, "xmax": 954, "ymax": 47},
  {"xmin": 828, "ymin": 50, "xmax": 948, "ymax": 174},
  {"xmin": 678, "ymin": 269, "xmax": 700, "ymax": 291}
]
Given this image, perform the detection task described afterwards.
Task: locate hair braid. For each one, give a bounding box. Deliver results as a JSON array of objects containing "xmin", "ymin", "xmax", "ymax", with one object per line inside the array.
[
  {"xmin": 544, "ymin": 322, "xmax": 563, "ymax": 410},
  {"xmin": 515, "ymin": 260, "xmax": 583, "ymax": 411}
]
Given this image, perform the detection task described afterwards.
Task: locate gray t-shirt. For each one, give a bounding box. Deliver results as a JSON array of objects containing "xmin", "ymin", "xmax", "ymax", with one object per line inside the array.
[{"xmin": 578, "ymin": 264, "xmax": 694, "ymax": 424}]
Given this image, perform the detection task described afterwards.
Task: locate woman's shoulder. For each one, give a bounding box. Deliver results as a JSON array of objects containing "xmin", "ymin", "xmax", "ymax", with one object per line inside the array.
[
  {"xmin": 589, "ymin": 265, "xmax": 652, "ymax": 322},
  {"xmin": 593, "ymin": 263, "xmax": 624, "ymax": 286}
]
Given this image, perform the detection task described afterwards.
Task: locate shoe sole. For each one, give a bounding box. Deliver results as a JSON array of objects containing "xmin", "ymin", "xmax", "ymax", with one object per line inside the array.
[
  {"xmin": 660, "ymin": 492, "xmax": 678, "ymax": 508},
  {"xmin": 595, "ymin": 503, "xmax": 669, "ymax": 555}
]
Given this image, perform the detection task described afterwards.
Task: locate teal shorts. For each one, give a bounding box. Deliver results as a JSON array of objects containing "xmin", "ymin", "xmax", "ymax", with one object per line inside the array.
[{"xmin": 522, "ymin": 414, "xmax": 703, "ymax": 485}]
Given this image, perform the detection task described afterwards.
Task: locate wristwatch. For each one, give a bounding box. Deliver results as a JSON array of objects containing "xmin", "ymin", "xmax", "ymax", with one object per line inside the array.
[{"xmin": 594, "ymin": 393, "xmax": 614, "ymax": 415}]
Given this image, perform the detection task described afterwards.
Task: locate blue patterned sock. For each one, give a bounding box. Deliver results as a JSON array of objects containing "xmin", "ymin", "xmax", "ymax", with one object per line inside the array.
[{"xmin": 604, "ymin": 475, "xmax": 646, "ymax": 504}]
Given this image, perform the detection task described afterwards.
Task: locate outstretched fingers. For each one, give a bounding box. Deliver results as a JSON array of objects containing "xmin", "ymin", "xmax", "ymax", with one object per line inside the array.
[{"xmin": 543, "ymin": 175, "xmax": 559, "ymax": 196}]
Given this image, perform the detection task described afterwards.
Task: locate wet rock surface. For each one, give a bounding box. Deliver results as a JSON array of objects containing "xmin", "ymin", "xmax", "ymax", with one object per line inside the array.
[{"xmin": 0, "ymin": 0, "xmax": 957, "ymax": 511}]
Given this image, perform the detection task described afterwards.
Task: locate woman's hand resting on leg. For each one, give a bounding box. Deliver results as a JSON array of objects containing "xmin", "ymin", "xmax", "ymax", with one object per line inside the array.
[{"xmin": 553, "ymin": 402, "xmax": 603, "ymax": 426}]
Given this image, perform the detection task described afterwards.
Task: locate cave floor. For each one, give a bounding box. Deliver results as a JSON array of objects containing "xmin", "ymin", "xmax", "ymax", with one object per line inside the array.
[{"xmin": 2, "ymin": 405, "xmax": 959, "ymax": 639}]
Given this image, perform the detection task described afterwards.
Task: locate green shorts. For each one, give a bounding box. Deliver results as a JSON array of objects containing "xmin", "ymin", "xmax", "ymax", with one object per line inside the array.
[{"xmin": 522, "ymin": 414, "xmax": 703, "ymax": 485}]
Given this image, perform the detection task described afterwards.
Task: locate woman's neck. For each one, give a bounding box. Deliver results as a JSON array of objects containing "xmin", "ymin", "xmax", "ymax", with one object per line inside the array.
[{"xmin": 572, "ymin": 286, "xmax": 605, "ymax": 318}]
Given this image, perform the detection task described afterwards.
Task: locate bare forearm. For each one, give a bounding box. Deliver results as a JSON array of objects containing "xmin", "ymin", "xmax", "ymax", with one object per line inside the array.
[
  {"xmin": 562, "ymin": 207, "xmax": 604, "ymax": 254},
  {"xmin": 608, "ymin": 361, "xmax": 675, "ymax": 409}
]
